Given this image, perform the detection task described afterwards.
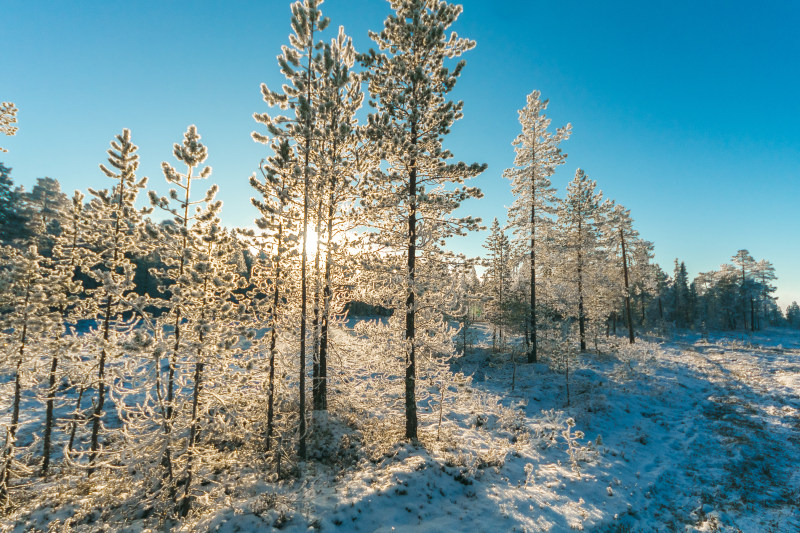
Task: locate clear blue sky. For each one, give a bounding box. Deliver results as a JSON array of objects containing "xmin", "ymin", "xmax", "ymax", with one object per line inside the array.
[{"xmin": 4, "ymin": 0, "xmax": 799, "ymax": 307}]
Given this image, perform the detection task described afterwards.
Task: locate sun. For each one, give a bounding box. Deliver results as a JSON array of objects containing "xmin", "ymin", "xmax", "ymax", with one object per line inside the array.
[{"xmin": 304, "ymin": 228, "xmax": 319, "ymax": 257}]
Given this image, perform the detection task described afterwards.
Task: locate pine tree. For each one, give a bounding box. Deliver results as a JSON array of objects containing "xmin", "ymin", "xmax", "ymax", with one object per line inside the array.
[
  {"xmin": 752, "ymin": 259, "xmax": 777, "ymax": 328},
  {"xmin": 607, "ymin": 204, "xmax": 639, "ymax": 343},
  {"xmin": 41, "ymin": 190, "xmax": 87, "ymax": 475},
  {"xmin": 311, "ymin": 25, "xmax": 365, "ymax": 413},
  {"xmin": 503, "ymin": 91, "xmax": 570, "ymax": 363},
  {"xmin": 672, "ymin": 259, "xmax": 691, "ymax": 328},
  {"xmin": 248, "ymin": 138, "xmax": 302, "ymax": 454},
  {"xmin": 360, "ymin": 0, "xmax": 486, "ymax": 439},
  {"xmin": 786, "ymin": 301, "xmax": 800, "ymax": 328},
  {"xmin": 253, "ymin": 0, "xmax": 330, "ymax": 460},
  {"xmin": 0, "ymin": 245, "xmax": 62, "ymax": 505},
  {"xmin": 81, "ymin": 129, "xmax": 150, "ymax": 474},
  {"xmin": 554, "ymin": 169, "xmax": 604, "ymax": 351},
  {"xmin": 731, "ymin": 249, "xmax": 756, "ymax": 332},
  {"xmin": 483, "ymin": 219, "xmax": 512, "ymax": 351},
  {"xmin": 148, "ymin": 124, "xmax": 216, "ymax": 490},
  {"xmin": 178, "ymin": 220, "xmax": 241, "ymax": 517}
]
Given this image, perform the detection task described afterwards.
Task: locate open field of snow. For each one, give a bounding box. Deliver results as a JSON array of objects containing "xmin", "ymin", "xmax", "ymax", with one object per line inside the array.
[{"xmin": 3, "ymin": 326, "xmax": 800, "ymax": 532}]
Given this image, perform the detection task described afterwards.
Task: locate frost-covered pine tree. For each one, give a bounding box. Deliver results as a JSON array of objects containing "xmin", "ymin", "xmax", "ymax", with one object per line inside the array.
[
  {"xmin": 605, "ymin": 203, "xmax": 646, "ymax": 343},
  {"xmin": 176, "ymin": 220, "xmax": 242, "ymax": 517},
  {"xmin": 483, "ymin": 218, "xmax": 512, "ymax": 351},
  {"xmin": 253, "ymin": 0, "xmax": 330, "ymax": 460},
  {"xmin": 553, "ymin": 169, "xmax": 604, "ymax": 351},
  {"xmin": 0, "ymin": 245, "xmax": 61, "ymax": 505},
  {"xmin": 81, "ymin": 129, "xmax": 150, "ymax": 474},
  {"xmin": 147, "ymin": 124, "xmax": 217, "ymax": 490},
  {"xmin": 504, "ymin": 91, "xmax": 570, "ymax": 363},
  {"xmin": 41, "ymin": 190, "xmax": 87, "ymax": 475},
  {"xmin": 248, "ymin": 138, "xmax": 302, "ymax": 454},
  {"xmin": 310, "ymin": 25, "xmax": 364, "ymax": 413},
  {"xmin": 731, "ymin": 249, "xmax": 756, "ymax": 332},
  {"xmin": 752, "ymin": 259, "xmax": 777, "ymax": 328},
  {"xmin": 360, "ymin": 0, "xmax": 485, "ymax": 439}
]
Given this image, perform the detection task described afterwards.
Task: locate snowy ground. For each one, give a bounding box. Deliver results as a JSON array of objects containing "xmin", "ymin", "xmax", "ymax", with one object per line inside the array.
[{"xmin": 4, "ymin": 325, "xmax": 800, "ymax": 532}]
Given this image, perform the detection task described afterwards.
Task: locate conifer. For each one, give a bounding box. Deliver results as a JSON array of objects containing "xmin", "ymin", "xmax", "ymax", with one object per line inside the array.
[
  {"xmin": 503, "ymin": 91, "xmax": 570, "ymax": 363},
  {"xmin": 360, "ymin": 0, "xmax": 485, "ymax": 439},
  {"xmin": 81, "ymin": 129, "xmax": 150, "ymax": 474}
]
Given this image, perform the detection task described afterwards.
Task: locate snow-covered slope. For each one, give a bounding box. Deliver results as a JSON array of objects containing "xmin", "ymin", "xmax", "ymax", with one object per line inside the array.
[{"xmin": 4, "ymin": 326, "xmax": 800, "ymax": 532}]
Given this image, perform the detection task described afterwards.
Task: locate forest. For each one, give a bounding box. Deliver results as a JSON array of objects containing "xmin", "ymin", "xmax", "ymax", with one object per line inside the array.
[{"xmin": 1, "ymin": 0, "xmax": 797, "ymax": 531}]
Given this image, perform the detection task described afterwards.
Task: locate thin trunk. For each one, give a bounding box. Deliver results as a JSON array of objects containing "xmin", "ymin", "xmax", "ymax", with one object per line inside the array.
[
  {"xmin": 68, "ymin": 385, "xmax": 85, "ymax": 452},
  {"xmin": 163, "ymin": 167, "xmax": 193, "ymax": 486},
  {"xmin": 405, "ymin": 130, "xmax": 418, "ymax": 441},
  {"xmin": 577, "ymin": 252, "xmax": 586, "ymax": 351},
  {"xmin": 750, "ymin": 297, "xmax": 755, "ymax": 332},
  {"xmin": 620, "ymin": 228, "xmax": 635, "ymax": 344},
  {"xmin": 180, "ymin": 358, "xmax": 204, "ymax": 517},
  {"xmin": 0, "ymin": 279, "xmax": 31, "ymax": 504},
  {"xmin": 741, "ymin": 263, "xmax": 747, "ymax": 333},
  {"xmin": 528, "ymin": 148, "xmax": 537, "ymax": 363},
  {"xmin": 640, "ymin": 293, "xmax": 645, "ymax": 323},
  {"xmin": 319, "ymin": 187, "xmax": 334, "ymax": 412},
  {"xmin": 90, "ymin": 173, "xmax": 127, "ymax": 475},
  {"xmin": 297, "ymin": 20, "xmax": 316, "ymax": 460},
  {"xmin": 180, "ymin": 247, "xmax": 211, "ymax": 517},
  {"xmin": 41, "ymin": 354, "xmax": 58, "ymax": 475},
  {"xmin": 312, "ymin": 194, "xmax": 323, "ymax": 411},
  {"xmin": 267, "ymin": 219, "xmax": 284, "ymax": 451}
]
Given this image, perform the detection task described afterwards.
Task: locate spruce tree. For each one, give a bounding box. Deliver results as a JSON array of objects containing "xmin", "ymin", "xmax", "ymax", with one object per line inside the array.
[
  {"xmin": 360, "ymin": 0, "xmax": 485, "ymax": 439},
  {"xmin": 503, "ymin": 91, "xmax": 570, "ymax": 363}
]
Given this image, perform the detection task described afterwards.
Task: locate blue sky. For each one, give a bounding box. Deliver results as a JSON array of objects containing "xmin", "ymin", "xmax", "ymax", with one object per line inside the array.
[{"xmin": 3, "ymin": 0, "xmax": 799, "ymax": 307}]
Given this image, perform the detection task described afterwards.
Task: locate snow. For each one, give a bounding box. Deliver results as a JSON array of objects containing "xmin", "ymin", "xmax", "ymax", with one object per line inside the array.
[{"xmin": 4, "ymin": 325, "xmax": 800, "ymax": 532}]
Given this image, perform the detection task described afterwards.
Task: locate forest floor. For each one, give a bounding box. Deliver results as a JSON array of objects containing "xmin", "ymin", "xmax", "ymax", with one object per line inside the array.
[{"xmin": 5, "ymin": 325, "xmax": 800, "ymax": 532}]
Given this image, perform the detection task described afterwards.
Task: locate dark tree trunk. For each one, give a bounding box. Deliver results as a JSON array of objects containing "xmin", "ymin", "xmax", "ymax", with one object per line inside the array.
[
  {"xmin": 528, "ymin": 153, "xmax": 537, "ymax": 363},
  {"xmin": 405, "ymin": 149, "xmax": 418, "ymax": 441},
  {"xmin": 42, "ymin": 354, "xmax": 58, "ymax": 475},
  {"xmin": 0, "ymin": 282, "xmax": 30, "ymax": 504},
  {"xmin": 620, "ymin": 228, "xmax": 635, "ymax": 344},
  {"xmin": 266, "ymin": 221, "xmax": 283, "ymax": 452},
  {"xmin": 577, "ymin": 249, "xmax": 586, "ymax": 352},
  {"xmin": 180, "ymin": 359, "xmax": 204, "ymax": 517}
]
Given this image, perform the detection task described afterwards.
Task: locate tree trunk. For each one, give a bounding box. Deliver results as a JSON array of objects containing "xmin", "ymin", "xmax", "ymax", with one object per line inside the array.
[
  {"xmin": 180, "ymin": 359, "xmax": 204, "ymax": 517},
  {"xmin": 405, "ymin": 154, "xmax": 418, "ymax": 440},
  {"xmin": 528, "ymin": 134, "xmax": 538, "ymax": 363},
  {"xmin": 620, "ymin": 228, "xmax": 635, "ymax": 344},
  {"xmin": 42, "ymin": 353, "xmax": 58, "ymax": 475},
  {"xmin": 266, "ymin": 220, "xmax": 283, "ymax": 452},
  {"xmin": 0, "ymin": 281, "xmax": 30, "ymax": 504}
]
